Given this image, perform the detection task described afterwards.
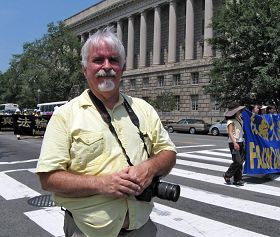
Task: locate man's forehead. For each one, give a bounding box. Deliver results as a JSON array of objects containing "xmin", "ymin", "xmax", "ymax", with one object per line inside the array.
[{"xmin": 90, "ymin": 42, "xmax": 118, "ymax": 55}]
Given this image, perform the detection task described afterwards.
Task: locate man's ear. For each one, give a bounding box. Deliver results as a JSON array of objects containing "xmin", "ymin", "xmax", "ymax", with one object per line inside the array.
[{"xmin": 82, "ymin": 66, "xmax": 87, "ymax": 77}]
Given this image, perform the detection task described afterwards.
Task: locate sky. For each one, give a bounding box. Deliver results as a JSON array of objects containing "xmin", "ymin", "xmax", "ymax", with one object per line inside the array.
[{"xmin": 0, "ymin": 0, "xmax": 101, "ymax": 73}]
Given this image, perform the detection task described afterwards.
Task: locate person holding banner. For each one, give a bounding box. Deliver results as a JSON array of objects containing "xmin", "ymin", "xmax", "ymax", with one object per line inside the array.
[{"xmin": 223, "ymin": 102, "xmax": 246, "ymax": 186}]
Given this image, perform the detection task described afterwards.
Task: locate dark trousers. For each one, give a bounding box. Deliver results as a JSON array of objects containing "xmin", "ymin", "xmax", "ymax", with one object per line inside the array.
[{"xmin": 225, "ymin": 142, "xmax": 245, "ymax": 182}]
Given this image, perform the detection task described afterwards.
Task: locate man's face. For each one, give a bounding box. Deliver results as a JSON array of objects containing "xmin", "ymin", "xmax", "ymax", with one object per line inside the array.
[{"xmin": 83, "ymin": 41, "xmax": 124, "ymax": 95}]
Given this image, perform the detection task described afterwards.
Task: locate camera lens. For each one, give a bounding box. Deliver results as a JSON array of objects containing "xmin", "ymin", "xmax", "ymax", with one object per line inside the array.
[{"xmin": 156, "ymin": 182, "xmax": 180, "ymax": 202}]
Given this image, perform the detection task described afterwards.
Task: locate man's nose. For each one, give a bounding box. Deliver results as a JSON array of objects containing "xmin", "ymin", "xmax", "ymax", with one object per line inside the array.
[{"xmin": 102, "ymin": 58, "xmax": 111, "ymax": 69}]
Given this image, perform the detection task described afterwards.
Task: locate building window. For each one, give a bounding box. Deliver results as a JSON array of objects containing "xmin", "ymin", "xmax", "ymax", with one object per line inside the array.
[
  {"xmin": 157, "ymin": 76, "xmax": 164, "ymax": 87},
  {"xmin": 143, "ymin": 77, "xmax": 149, "ymax": 88},
  {"xmin": 191, "ymin": 72, "xmax": 199, "ymax": 84},
  {"xmin": 202, "ymin": 19, "xmax": 205, "ymax": 36},
  {"xmin": 211, "ymin": 98, "xmax": 219, "ymax": 111},
  {"xmin": 142, "ymin": 97, "xmax": 149, "ymax": 102},
  {"xmin": 191, "ymin": 95, "xmax": 199, "ymax": 110},
  {"xmin": 130, "ymin": 79, "xmax": 136, "ymax": 89},
  {"xmin": 175, "ymin": 95, "xmax": 180, "ymax": 111},
  {"xmin": 173, "ymin": 74, "xmax": 181, "ymax": 86}
]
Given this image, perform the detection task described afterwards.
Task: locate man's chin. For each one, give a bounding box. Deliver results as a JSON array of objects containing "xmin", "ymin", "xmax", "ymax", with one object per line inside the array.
[{"xmin": 98, "ymin": 88, "xmax": 115, "ymax": 92}]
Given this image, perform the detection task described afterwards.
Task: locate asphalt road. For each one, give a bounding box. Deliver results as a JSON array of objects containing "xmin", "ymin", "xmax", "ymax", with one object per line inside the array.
[{"xmin": 0, "ymin": 131, "xmax": 279, "ymax": 237}]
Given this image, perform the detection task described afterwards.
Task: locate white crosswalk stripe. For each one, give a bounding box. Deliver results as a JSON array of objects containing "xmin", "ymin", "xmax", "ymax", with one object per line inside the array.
[{"xmin": 1, "ymin": 146, "xmax": 280, "ymax": 237}]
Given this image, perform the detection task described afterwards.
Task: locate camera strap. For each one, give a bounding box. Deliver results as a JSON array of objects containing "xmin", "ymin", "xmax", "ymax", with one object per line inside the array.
[{"xmin": 88, "ymin": 90, "xmax": 150, "ymax": 166}]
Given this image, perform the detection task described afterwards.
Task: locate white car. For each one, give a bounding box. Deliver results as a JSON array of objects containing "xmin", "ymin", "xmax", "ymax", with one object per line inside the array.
[{"xmin": 209, "ymin": 119, "xmax": 228, "ymax": 136}]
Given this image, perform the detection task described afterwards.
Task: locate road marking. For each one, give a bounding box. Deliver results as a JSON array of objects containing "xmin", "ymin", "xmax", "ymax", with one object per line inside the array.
[
  {"xmin": 215, "ymin": 148, "xmax": 230, "ymax": 152},
  {"xmin": 24, "ymin": 207, "xmax": 64, "ymax": 237},
  {"xmin": 170, "ymin": 168, "xmax": 280, "ymax": 197},
  {"xmin": 177, "ymin": 153, "xmax": 232, "ymax": 164},
  {"xmin": 176, "ymin": 158, "xmax": 228, "ymax": 171},
  {"xmin": 151, "ymin": 203, "xmax": 269, "ymax": 237},
  {"xmin": 179, "ymin": 185, "xmax": 280, "ymax": 221},
  {"xmin": 193, "ymin": 150, "xmax": 232, "ymax": 157},
  {"xmin": 0, "ymin": 159, "xmax": 37, "ymax": 165},
  {"xmin": 176, "ymin": 144, "xmax": 215, "ymax": 149},
  {"xmin": 0, "ymin": 168, "xmax": 36, "ymax": 173},
  {"xmin": 0, "ymin": 173, "xmax": 40, "ymax": 200},
  {"xmin": 24, "ymin": 199, "xmax": 271, "ymax": 237}
]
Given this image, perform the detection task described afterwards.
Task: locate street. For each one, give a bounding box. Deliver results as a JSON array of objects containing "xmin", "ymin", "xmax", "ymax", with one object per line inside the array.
[{"xmin": 0, "ymin": 131, "xmax": 279, "ymax": 237}]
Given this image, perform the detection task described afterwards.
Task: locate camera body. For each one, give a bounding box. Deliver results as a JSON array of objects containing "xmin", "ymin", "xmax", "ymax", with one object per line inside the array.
[{"xmin": 136, "ymin": 177, "xmax": 180, "ymax": 202}]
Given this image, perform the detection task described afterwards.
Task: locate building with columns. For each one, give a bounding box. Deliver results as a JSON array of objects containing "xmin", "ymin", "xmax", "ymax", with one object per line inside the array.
[{"xmin": 65, "ymin": 0, "xmax": 225, "ymax": 123}]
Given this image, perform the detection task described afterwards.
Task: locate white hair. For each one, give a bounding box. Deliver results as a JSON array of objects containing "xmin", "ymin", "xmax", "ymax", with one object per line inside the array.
[{"xmin": 81, "ymin": 26, "xmax": 126, "ymax": 68}]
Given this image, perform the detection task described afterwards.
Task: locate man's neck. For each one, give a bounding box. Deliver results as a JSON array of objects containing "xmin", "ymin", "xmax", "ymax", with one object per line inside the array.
[{"xmin": 91, "ymin": 89, "xmax": 120, "ymax": 110}]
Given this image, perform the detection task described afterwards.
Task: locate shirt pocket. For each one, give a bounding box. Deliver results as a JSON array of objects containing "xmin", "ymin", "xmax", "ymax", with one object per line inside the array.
[{"xmin": 71, "ymin": 132, "xmax": 105, "ymax": 166}]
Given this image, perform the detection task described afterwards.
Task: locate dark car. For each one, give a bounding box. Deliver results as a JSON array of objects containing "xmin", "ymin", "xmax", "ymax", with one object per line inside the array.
[{"xmin": 165, "ymin": 118, "xmax": 211, "ymax": 134}]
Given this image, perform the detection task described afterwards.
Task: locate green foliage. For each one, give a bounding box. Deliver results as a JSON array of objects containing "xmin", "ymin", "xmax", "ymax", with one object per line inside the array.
[
  {"xmin": 204, "ymin": 0, "xmax": 280, "ymax": 110},
  {"xmin": 149, "ymin": 92, "xmax": 176, "ymax": 112},
  {"xmin": 0, "ymin": 22, "xmax": 85, "ymax": 109}
]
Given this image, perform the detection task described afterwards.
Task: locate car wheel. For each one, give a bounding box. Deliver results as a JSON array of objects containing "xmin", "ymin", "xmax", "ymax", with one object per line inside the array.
[
  {"xmin": 211, "ymin": 128, "xmax": 219, "ymax": 136},
  {"xmin": 189, "ymin": 127, "xmax": 196, "ymax": 134},
  {"xmin": 167, "ymin": 126, "xmax": 174, "ymax": 133}
]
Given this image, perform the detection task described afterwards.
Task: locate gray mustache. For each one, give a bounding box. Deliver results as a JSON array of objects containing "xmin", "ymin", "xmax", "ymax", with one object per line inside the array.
[{"xmin": 96, "ymin": 69, "xmax": 116, "ymax": 78}]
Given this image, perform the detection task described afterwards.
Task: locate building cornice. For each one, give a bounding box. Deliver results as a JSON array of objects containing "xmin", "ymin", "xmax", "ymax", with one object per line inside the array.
[
  {"xmin": 65, "ymin": 0, "xmax": 170, "ymax": 35},
  {"xmin": 123, "ymin": 58, "xmax": 213, "ymax": 77}
]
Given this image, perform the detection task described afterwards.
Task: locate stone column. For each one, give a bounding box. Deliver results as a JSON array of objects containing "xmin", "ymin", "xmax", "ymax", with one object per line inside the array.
[
  {"xmin": 81, "ymin": 33, "xmax": 87, "ymax": 43},
  {"xmin": 152, "ymin": 6, "xmax": 161, "ymax": 65},
  {"xmin": 203, "ymin": 0, "xmax": 213, "ymax": 57},
  {"xmin": 168, "ymin": 0, "xmax": 177, "ymax": 63},
  {"xmin": 127, "ymin": 16, "xmax": 134, "ymax": 70},
  {"xmin": 185, "ymin": 0, "xmax": 194, "ymax": 60},
  {"xmin": 139, "ymin": 11, "xmax": 147, "ymax": 68},
  {"xmin": 117, "ymin": 20, "xmax": 123, "ymax": 42}
]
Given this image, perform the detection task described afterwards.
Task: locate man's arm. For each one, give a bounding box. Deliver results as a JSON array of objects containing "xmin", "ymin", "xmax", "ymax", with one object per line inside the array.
[{"xmin": 38, "ymin": 169, "xmax": 142, "ymax": 198}]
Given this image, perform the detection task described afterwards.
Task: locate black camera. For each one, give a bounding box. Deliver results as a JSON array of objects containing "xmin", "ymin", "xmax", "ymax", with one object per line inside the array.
[{"xmin": 136, "ymin": 177, "xmax": 180, "ymax": 202}]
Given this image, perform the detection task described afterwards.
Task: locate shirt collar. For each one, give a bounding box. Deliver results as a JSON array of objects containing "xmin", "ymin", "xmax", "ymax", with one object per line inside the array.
[{"xmin": 78, "ymin": 89, "xmax": 124, "ymax": 110}]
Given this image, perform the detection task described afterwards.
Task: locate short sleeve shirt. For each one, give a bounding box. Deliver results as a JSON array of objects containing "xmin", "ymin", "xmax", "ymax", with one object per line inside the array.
[
  {"xmin": 227, "ymin": 116, "xmax": 244, "ymax": 143},
  {"xmin": 36, "ymin": 90, "xmax": 176, "ymax": 237}
]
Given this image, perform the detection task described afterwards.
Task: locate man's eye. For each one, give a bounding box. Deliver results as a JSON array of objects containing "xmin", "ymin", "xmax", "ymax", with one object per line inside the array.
[
  {"xmin": 93, "ymin": 58, "xmax": 104, "ymax": 64},
  {"xmin": 109, "ymin": 57, "xmax": 120, "ymax": 64}
]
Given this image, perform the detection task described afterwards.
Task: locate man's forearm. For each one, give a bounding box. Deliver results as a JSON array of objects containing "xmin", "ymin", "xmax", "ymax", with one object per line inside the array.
[
  {"xmin": 38, "ymin": 170, "xmax": 100, "ymax": 197},
  {"xmin": 147, "ymin": 150, "xmax": 176, "ymax": 177}
]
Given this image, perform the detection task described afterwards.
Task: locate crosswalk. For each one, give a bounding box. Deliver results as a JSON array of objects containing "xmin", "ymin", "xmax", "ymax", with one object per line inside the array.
[{"xmin": 1, "ymin": 145, "xmax": 279, "ymax": 236}]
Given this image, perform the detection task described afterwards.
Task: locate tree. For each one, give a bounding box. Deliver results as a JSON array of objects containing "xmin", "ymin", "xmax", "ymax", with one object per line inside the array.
[
  {"xmin": 204, "ymin": 0, "xmax": 280, "ymax": 111},
  {"xmin": 150, "ymin": 92, "xmax": 176, "ymax": 112},
  {"xmin": 0, "ymin": 22, "xmax": 85, "ymax": 108}
]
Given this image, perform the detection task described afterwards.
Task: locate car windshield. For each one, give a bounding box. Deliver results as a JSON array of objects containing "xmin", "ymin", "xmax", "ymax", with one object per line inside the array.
[{"xmin": 178, "ymin": 119, "xmax": 186, "ymax": 124}]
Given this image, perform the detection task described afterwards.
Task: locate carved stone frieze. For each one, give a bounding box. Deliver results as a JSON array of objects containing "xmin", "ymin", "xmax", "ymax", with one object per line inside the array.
[{"xmin": 65, "ymin": 0, "xmax": 170, "ymax": 35}]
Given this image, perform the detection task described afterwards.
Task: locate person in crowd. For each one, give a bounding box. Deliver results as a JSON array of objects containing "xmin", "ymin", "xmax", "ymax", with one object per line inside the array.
[
  {"xmin": 14, "ymin": 109, "xmax": 22, "ymax": 140},
  {"xmin": 34, "ymin": 110, "xmax": 40, "ymax": 116},
  {"xmin": 249, "ymin": 104, "xmax": 260, "ymax": 114},
  {"xmin": 260, "ymin": 105, "xmax": 267, "ymax": 115},
  {"xmin": 266, "ymin": 105, "xmax": 276, "ymax": 114},
  {"xmin": 36, "ymin": 27, "xmax": 177, "ymax": 237},
  {"xmin": 223, "ymin": 102, "xmax": 246, "ymax": 186}
]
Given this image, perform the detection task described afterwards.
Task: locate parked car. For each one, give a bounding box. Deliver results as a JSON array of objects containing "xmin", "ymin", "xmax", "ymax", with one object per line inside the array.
[
  {"xmin": 165, "ymin": 118, "xmax": 211, "ymax": 134},
  {"xmin": 209, "ymin": 119, "xmax": 228, "ymax": 136}
]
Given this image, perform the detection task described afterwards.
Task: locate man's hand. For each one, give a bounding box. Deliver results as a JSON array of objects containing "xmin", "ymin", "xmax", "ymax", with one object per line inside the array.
[
  {"xmin": 97, "ymin": 168, "xmax": 142, "ymax": 198},
  {"xmin": 126, "ymin": 162, "xmax": 155, "ymax": 195}
]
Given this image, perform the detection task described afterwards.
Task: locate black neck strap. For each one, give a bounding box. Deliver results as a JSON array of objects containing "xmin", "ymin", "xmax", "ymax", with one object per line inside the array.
[{"xmin": 88, "ymin": 90, "xmax": 150, "ymax": 166}]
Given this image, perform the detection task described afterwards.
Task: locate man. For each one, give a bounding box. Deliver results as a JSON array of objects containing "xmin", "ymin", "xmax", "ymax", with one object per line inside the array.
[{"xmin": 36, "ymin": 27, "xmax": 177, "ymax": 237}]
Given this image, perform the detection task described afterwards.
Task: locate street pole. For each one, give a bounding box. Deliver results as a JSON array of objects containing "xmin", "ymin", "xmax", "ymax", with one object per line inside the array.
[{"xmin": 37, "ymin": 89, "xmax": 41, "ymax": 104}]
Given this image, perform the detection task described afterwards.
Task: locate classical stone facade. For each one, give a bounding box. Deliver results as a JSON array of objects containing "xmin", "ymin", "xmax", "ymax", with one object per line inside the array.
[{"xmin": 65, "ymin": 0, "xmax": 225, "ymax": 123}]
